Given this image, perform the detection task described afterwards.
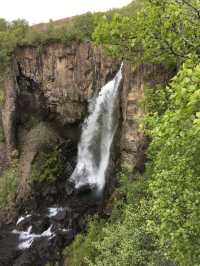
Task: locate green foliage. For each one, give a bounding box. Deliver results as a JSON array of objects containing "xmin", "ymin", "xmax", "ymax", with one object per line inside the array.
[
  {"xmin": 143, "ymin": 84, "xmax": 172, "ymax": 116},
  {"xmin": 146, "ymin": 57, "xmax": 200, "ymax": 266},
  {"xmin": 88, "ymin": 177, "xmax": 174, "ymax": 266},
  {"xmin": 93, "ymin": 3, "xmax": 200, "ymax": 265},
  {"xmin": 93, "ymin": 13, "xmax": 137, "ymax": 60},
  {"xmin": 141, "ymin": 84, "xmax": 173, "ymax": 137},
  {"xmin": 0, "ymin": 12, "xmax": 98, "ymax": 72},
  {"xmin": 64, "ymin": 172, "xmax": 175, "ymax": 266},
  {"xmin": 64, "ymin": 218, "xmax": 105, "ymax": 266},
  {"xmin": 93, "ymin": 0, "xmax": 200, "ymax": 65},
  {"xmin": 60, "ymin": 13, "xmax": 97, "ymax": 43},
  {"xmin": 23, "ymin": 13, "xmax": 97, "ymax": 46},
  {"xmin": 119, "ymin": 0, "xmax": 145, "ymax": 16},
  {"xmin": 0, "ymin": 18, "xmax": 7, "ymax": 31},
  {"xmin": 0, "ymin": 1, "xmax": 147, "ymax": 73},
  {"xmin": 31, "ymin": 146, "xmax": 63, "ymax": 183},
  {"xmin": 0, "ymin": 160, "xmax": 19, "ymax": 209},
  {"xmin": 0, "ymin": 19, "xmax": 29, "ymax": 71}
]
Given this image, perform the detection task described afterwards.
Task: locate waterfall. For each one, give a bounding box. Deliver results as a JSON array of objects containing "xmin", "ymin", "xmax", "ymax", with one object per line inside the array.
[{"xmin": 70, "ymin": 63, "xmax": 123, "ymax": 192}]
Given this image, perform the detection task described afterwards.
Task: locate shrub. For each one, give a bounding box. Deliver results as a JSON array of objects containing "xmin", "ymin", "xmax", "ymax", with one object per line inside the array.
[
  {"xmin": 63, "ymin": 218, "xmax": 105, "ymax": 266},
  {"xmin": 31, "ymin": 146, "xmax": 64, "ymax": 183},
  {"xmin": 146, "ymin": 57, "xmax": 200, "ymax": 266},
  {"xmin": 63, "ymin": 172, "xmax": 175, "ymax": 266}
]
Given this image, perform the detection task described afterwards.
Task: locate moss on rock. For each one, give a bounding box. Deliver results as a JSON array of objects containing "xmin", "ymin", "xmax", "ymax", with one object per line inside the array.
[
  {"xmin": 0, "ymin": 160, "xmax": 19, "ymax": 209},
  {"xmin": 30, "ymin": 145, "xmax": 64, "ymax": 183}
]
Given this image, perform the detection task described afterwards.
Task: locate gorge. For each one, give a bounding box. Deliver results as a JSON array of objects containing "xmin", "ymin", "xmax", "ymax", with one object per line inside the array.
[
  {"xmin": 1, "ymin": 1, "xmax": 199, "ymax": 264},
  {"xmin": 0, "ymin": 63, "xmax": 123, "ymax": 265},
  {"xmin": 0, "ymin": 42, "xmax": 171, "ymax": 266}
]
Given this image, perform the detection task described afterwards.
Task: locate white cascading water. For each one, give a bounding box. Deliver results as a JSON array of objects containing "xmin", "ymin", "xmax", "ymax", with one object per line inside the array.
[{"xmin": 70, "ymin": 63, "xmax": 123, "ymax": 192}]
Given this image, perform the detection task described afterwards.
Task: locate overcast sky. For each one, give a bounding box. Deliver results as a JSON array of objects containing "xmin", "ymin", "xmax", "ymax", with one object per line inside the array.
[{"xmin": 0, "ymin": 0, "xmax": 132, "ymax": 25}]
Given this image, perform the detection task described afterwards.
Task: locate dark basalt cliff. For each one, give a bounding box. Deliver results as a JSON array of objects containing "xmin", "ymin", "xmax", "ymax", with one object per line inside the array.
[
  {"xmin": 0, "ymin": 42, "xmax": 172, "ymax": 265},
  {"xmin": 2, "ymin": 43, "xmax": 170, "ymax": 192}
]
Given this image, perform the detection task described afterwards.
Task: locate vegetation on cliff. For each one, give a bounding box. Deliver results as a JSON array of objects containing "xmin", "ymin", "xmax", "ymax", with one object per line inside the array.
[
  {"xmin": 64, "ymin": 1, "xmax": 200, "ymax": 266},
  {"xmin": 31, "ymin": 146, "xmax": 64, "ymax": 183},
  {"xmin": 64, "ymin": 173, "xmax": 175, "ymax": 266},
  {"xmin": 93, "ymin": 0, "xmax": 200, "ymax": 65},
  {"xmin": 146, "ymin": 56, "xmax": 200, "ymax": 266},
  {"xmin": 0, "ymin": 160, "xmax": 19, "ymax": 209},
  {"xmin": 0, "ymin": 14, "xmax": 96, "ymax": 73},
  {"xmin": 0, "ymin": 0, "xmax": 143, "ymax": 74}
]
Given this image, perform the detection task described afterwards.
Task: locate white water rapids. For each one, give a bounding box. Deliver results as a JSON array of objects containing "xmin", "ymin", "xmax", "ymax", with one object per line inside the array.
[{"xmin": 70, "ymin": 64, "xmax": 123, "ymax": 192}]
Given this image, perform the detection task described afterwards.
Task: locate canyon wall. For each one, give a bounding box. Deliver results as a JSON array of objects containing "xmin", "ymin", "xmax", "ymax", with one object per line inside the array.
[
  {"xmin": 0, "ymin": 43, "xmax": 173, "ymax": 265},
  {"xmin": 1, "ymin": 42, "xmax": 171, "ymax": 198}
]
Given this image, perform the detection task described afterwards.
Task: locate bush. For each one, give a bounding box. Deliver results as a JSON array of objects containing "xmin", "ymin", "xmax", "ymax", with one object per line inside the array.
[
  {"xmin": 0, "ymin": 19, "xmax": 29, "ymax": 71},
  {"xmin": 63, "ymin": 172, "xmax": 175, "ymax": 266},
  {"xmin": 31, "ymin": 146, "xmax": 64, "ymax": 183},
  {"xmin": 63, "ymin": 218, "xmax": 105, "ymax": 266},
  {"xmin": 146, "ymin": 57, "xmax": 200, "ymax": 266},
  {"xmin": 93, "ymin": 1, "xmax": 200, "ymax": 65}
]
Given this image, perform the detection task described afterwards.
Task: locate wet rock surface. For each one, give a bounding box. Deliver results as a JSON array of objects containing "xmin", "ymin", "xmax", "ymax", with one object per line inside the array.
[
  {"xmin": 0, "ymin": 193, "xmax": 100, "ymax": 266},
  {"xmin": 0, "ymin": 135, "xmax": 101, "ymax": 266}
]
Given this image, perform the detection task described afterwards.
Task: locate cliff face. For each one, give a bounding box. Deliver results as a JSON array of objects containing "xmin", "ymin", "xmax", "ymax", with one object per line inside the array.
[
  {"xmin": 121, "ymin": 64, "xmax": 172, "ymax": 172},
  {"xmin": 0, "ymin": 43, "xmax": 174, "ymax": 266},
  {"xmin": 2, "ymin": 42, "xmax": 171, "ymax": 199}
]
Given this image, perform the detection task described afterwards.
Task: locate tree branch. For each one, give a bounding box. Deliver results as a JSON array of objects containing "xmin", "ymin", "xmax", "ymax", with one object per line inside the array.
[{"xmin": 175, "ymin": 0, "xmax": 200, "ymax": 19}]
